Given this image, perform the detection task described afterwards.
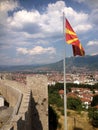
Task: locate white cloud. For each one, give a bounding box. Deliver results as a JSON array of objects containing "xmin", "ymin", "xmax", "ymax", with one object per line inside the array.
[
  {"xmin": 73, "ymin": 0, "xmax": 85, "ymax": 3},
  {"xmin": 90, "ymin": 9, "xmax": 98, "ymax": 25},
  {"xmin": 87, "ymin": 40, "xmax": 98, "ymax": 46},
  {"xmin": 47, "ymin": 1, "xmax": 66, "ymax": 12},
  {"xmin": 0, "ymin": 0, "xmax": 18, "ymax": 25},
  {"xmin": 64, "ymin": 7, "xmax": 92, "ymax": 33},
  {"xmin": 7, "ymin": 1, "xmax": 64, "ymax": 35},
  {"xmin": 17, "ymin": 48, "xmax": 28, "ymax": 55},
  {"xmin": 7, "ymin": 10, "xmax": 41, "ymax": 29},
  {"xmin": 17, "ymin": 46, "xmax": 56, "ymax": 55},
  {"xmin": 91, "ymin": 52, "xmax": 98, "ymax": 56},
  {"xmin": 36, "ymin": 40, "xmax": 49, "ymax": 44},
  {"xmin": 7, "ymin": 0, "xmax": 92, "ymax": 35},
  {"xmin": 86, "ymin": 40, "xmax": 98, "ymax": 55},
  {"xmin": 0, "ymin": 0, "xmax": 96, "ymax": 65},
  {"xmin": 0, "ymin": 0, "xmax": 19, "ymax": 48},
  {"xmin": 75, "ymin": 24, "xmax": 92, "ymax": 33},
  {"xmin": 73, "ymin": 0, "xmax": 98, "ymax": 9},
  {"xmin": 0, "ymin": 54, "xmax": 31, "ymax": 65},
  {"xmin": 0, "ymin": 0, "xmax": 18, "ymax": 12}
]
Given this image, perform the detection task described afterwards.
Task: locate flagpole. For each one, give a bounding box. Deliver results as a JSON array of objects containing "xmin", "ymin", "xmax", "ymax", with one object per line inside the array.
[{"xmin": 63, "ymin": 12, "xmax": 68, "ymax": 130}]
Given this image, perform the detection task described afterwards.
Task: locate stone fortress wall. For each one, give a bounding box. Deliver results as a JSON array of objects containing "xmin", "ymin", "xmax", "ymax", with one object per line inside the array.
[{"xmin": 0, "ymin": 74, "xmax": 48, "ymax": 130}]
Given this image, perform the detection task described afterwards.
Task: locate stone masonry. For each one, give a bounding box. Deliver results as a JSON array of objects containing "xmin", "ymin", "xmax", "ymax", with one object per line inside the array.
[{"xmin": 0, "ymin": 74, "xmax": 48, "ymax": 130}]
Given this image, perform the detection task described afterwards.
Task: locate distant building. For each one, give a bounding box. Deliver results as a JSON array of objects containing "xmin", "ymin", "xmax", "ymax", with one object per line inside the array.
[
  {"xmin": 73, "ymin": 80, "xmax": 80, "ymax": 84},
  {"xmin": 58, "ymin": 87, "xmax": 94, "ymax": 109}
]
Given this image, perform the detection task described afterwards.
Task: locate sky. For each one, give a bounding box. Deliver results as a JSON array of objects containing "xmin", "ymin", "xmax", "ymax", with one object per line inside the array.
[{"xmin": 0, "ymin": 0, "xmax": 98, "ymax": 65}]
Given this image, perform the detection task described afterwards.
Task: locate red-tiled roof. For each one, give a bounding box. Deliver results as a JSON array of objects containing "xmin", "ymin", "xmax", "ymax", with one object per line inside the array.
[
  {"xmin": 67, "ymin": 92, "xmax": 78, "ymax": 98},
  {"xmin": 58, "ymin": 90, "xmax": 64, "ymax": 94}
]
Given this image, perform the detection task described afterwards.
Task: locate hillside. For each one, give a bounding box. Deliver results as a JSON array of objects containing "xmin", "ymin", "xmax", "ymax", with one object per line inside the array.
[
  {"xmin": 44, "ymin": 55, "xmax": 98, "ymax": 72},
  {"xmin": 0, "ymin": 55, "xmax": 98, "ymax": 72},
  {"xmin": 37, "ymin": 55, "xmax": 98, "ymax": 72},
  {"xmin": 56, "ymin": 109, "xmax": 95, "ymax": 130}
]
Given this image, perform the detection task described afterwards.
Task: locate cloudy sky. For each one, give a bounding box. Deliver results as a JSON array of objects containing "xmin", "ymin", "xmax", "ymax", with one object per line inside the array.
[{"xmin": 0, "ymin": 0, "xmax": 98, "ymax": 65}]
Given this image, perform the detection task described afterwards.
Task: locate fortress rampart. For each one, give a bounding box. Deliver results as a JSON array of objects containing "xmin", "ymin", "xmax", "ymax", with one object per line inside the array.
[{"xmin": 0, "ymin": 74, "xmax": 48, "ymax": 130}]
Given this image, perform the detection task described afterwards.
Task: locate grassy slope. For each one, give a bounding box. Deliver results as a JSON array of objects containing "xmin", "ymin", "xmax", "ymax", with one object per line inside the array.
[{"xmin": 54, "ymin": 108, "xmax": 98, "ymax": 130}]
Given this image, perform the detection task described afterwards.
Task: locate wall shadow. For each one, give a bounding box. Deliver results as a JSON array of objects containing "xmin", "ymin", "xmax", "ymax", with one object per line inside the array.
[
  {"xmin": 30, "ymin": 93, "xmax": 43, "ymax": 130},
  {"xmin": 49, "ymin": 106, "xmax": 58, "ymax": 130},
  {"xmin": 17, "ymin": 92, "xmax": 43, "ymax": 130},
  {"xmin": 73, "ymin": 127, "xmax": 83, "ymax": 130}
]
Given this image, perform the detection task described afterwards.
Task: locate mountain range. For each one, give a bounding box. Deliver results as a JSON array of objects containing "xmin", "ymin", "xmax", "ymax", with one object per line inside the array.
[{"xmin": 0, "ymin": 55, "xmax": 98, "ymax": 73}]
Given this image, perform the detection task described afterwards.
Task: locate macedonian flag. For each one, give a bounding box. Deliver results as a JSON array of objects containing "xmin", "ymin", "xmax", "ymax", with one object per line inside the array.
[{"xmin": 66, "ymin": 19, "xmax": 85, "ymax": 56}]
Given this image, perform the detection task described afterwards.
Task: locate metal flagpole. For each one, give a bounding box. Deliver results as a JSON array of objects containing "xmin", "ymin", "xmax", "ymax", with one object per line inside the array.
[{"xmin": 63, "ymin": 12, "xmax": 68, "ymax": 130}]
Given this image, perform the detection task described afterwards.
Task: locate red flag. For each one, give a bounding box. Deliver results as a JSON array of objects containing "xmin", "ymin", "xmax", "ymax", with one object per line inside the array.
[{"xmin": 66, "ymin": 19, "xmax": 85, "ymax": 56}]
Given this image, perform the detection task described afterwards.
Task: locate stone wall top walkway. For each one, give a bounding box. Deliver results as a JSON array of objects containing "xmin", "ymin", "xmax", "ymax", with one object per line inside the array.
[{"xmin": 0, "ymin": 74, "xmax": 48, "ymax": 130}]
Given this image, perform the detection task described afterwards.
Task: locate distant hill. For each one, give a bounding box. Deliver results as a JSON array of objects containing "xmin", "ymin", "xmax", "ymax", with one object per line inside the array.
[
  {"xmin": 0, "ymin": 55, "xmax": 98, "ymax": 72},
  {"xmin": 38, "ymin": 55, "xmax": 98, "ymax": 72}
]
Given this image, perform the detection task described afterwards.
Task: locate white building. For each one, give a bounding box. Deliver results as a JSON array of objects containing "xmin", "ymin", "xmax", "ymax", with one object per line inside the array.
[{"xmin": 73, "ymin": 80, "xmax": 80, "ymax": 84}]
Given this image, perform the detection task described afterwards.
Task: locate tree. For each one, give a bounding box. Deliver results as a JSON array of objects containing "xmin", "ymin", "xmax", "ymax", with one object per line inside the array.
[
  {"xmin": 91, "ymin": 94, "xmax": 98, "ymax": 107},
  {"xmin": 88, "ymin": 94, "xmax": 98, "ymax": 127},
  {"xmin": 88, "ymin": 107, "xmax": 98, "ymax": 127},
  {"xmin": 67, "ymin": 97, "xmax": 82, "ymax": 111}
]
